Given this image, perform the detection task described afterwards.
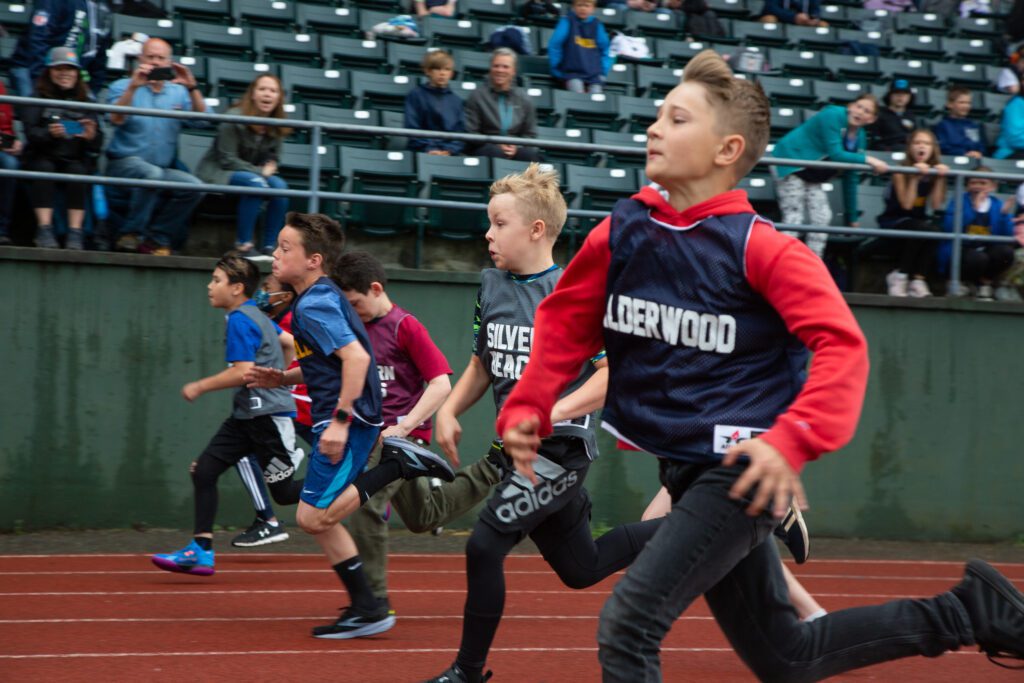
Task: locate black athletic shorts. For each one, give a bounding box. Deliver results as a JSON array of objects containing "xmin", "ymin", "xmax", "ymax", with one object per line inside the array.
[
  {"xmin": 199, "ymin": 415, "xmax": 298, "ymax": 484},
  {"xmin": 479, "ymin": 436, "xmax": 591, "ymax": 536}
]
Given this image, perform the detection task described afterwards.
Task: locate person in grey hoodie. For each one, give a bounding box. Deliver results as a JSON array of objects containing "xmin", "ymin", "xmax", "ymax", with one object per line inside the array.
[{"xmin": 464, "ymin": 48, "xmax": 540, "ymax": 161}]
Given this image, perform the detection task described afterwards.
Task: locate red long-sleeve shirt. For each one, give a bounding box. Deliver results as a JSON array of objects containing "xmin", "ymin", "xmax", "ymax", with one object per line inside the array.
[{"xmin": 495, "ymin": 186, "xmax": 870, "ymax": 472}]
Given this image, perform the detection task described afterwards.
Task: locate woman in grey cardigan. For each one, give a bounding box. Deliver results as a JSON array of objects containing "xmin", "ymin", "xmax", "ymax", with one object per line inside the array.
[{"xmin": 198, "ymin": 75, "xmax": 291, "ymax": 255}]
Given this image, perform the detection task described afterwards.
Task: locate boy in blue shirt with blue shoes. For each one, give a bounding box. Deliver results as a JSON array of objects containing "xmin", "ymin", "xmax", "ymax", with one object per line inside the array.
[{"xmin": 500, "ymin": 50, "xmax": 1024, "ymax": 680}]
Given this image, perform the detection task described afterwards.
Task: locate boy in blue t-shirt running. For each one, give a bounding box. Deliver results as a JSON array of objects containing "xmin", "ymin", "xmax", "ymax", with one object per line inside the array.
[{"xmin": 245, "ymin": 212, "xmax": 456, "ymax": 639}]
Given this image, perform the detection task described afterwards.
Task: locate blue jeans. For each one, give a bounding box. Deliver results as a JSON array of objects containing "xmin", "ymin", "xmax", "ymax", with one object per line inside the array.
[
  {"xmin": 0, "ymin": 151, "xmax": 18, "ymax": 236},
  {"xmin": 228, "ymin": 171, "xmax": 289, "ymax": 248},
  {"xmin": 9, "ymin": 67, "xmax": 33, "ymax": 98},
  {"xmin": 597, "ymin": 459, "xmax": 973, "ymax": 682},
  {"xmin": 105, "ymin": 156, "xmax": 204, "ymax": 247}
]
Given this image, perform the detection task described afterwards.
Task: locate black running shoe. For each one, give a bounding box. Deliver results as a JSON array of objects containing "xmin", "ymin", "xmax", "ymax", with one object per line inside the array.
[
  {"xmin": 312, "ymin": 601, "xmax": 396, "ymax": 639},
  {"xmin": 953, "ymin": 559, "xmax": 1024, "ymax": 669},
  {"xmin": 774, "ymin": 504, "xmax": 809, "ymax": 564},
  {"xmin": 231, "ymin": 518, "xmax": 289, "ymax": 548},
  {"xmin": 381, "ymin": 437, "xmax": 456, "ymax": 483},
  {"xmin": 423, "ymin": 662, "xmax": 493, "ymax": 683}
]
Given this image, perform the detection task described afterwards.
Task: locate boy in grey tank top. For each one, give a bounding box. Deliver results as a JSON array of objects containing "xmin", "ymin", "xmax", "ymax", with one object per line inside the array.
[{"xmin": 423, "ymin": 165, "xmax": 664, "ymax": 683}]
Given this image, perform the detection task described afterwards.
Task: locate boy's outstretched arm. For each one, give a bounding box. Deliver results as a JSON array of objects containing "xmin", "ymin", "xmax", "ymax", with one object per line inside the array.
[
  {"xmin": 244, "ymin": 365, "xmax": 303, "ymax": 388},
  {"xmin": 727, "ymin": 223, "xmax": 870, "ymax": 517},
  {"xmin": 435, "ymin": 356, "xmax": 492, "ymax": 468},
  {"xmin": 182, "ymin": 361, "xmax": 254, "ymax": 401},
  {"xmin": 498, "ymin": 221, "xmax": 612, "ymax": 482}
]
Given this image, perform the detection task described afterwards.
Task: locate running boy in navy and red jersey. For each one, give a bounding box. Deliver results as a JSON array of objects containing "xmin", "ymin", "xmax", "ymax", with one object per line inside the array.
[
  {"xmin": 423, "ymin": 165, "xmax": 664, "ymax": 683},
  {"xmin": 335, "ymin": 250, "xmax": 454, "ymax": 613},
  {"xmin": 245, "ymin": 212, "xmax": 455, "ymax": 640},
  {"xmin": 498, "ymin": 50, "xmax": 1024, "ymax": 680}
]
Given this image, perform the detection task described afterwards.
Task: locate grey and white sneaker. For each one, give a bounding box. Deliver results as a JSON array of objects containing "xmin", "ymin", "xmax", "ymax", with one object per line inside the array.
[
  {"xmin": 312, "ymin": 601, "xmax": 396, "ymax": 639},
  {"xmin": 995, "ymin": 284, "xmax": 1023, "ymax": 303},
  {"xmin": 381, "ymin": 437, "xmax": 456, "ymax": 483},
  {"xmin": 230, "ymin": 518, "xmax": 289, "ymax": 547}
]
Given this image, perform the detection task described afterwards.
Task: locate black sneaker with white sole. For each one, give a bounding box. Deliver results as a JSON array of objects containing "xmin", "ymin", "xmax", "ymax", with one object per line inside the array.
[
  {"xmin": 231, "ymin": 520, "xmax": 288, "ymax": 548},
  {"xmin": 231, "ymin": 518, "xmax": 289, "ymax": 547},
  {"xmin": 952, "ymin": 559, "xmax": 1024, "ymax": 669},
  {"xmin": 312, "ymin": 601, "xmax": 396, "ymax": 639},
  {"xmin": 773, "ymin": 504, "xmax": 809, "ymax": 564},
  {"xmin": 423, "ymin": 662, "xmax": 493, "ymax": 683},
  {"xmin": 381, "ymin": 437, "xmax": 456, "ymax": 483}
]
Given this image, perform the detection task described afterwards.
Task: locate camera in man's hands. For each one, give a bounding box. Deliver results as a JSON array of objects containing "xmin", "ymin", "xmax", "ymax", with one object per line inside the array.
[
  {"xmin": 0, "ymin": 133, "xmax": 16, "ymax": 151},
  {"xmin": 146, "ymin": 66, "xmax": 175, "ymax": 81}
]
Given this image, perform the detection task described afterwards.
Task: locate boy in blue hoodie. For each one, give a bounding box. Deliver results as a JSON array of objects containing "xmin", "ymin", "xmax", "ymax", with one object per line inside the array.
[
  {"xmin": 940, "ymin": 167, "xmax": 1022, "ymax": 299},
  {"xmin": 548, "ymin": 0, "xmax": 612, "ymax": 94},
  {"xmin": 933, "ymin": 87, "xmax": 986, "ymax": 159},
  {"xmin": 404, "ymin": 50, "xmax": 465, "ymax": 156}
]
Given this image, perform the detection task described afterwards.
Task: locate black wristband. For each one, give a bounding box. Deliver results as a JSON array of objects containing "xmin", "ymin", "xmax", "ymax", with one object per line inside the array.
[
  {"xmin": 333, "ymin": 407, "xmax": 351, "ymax": 424},
  {"xmin": 187, "ymin": 84, "xmax": 198, "ymax": 92}
]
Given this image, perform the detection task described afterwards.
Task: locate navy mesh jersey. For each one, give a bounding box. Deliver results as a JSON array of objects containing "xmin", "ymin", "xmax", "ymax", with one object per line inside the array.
[{"xmin": 600, "ymin": 198, "xmax": 809, "ymax": 462}]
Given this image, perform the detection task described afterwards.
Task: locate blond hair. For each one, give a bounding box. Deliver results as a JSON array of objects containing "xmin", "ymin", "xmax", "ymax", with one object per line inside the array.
[
  {"xmin": 490, "ymin": 163, "xmax": 567, "ymax": 240},
  {"xmin": 422, "ymin": 49, "xmax": 454, "ymax": 71},
  {"xmin": 681, "ymin": 50, "xmax": 770, "ymax": 179}
]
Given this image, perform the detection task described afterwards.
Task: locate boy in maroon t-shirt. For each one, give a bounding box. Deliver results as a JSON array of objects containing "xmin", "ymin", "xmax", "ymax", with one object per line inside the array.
[{"xmin": 336, "ymin": 251, "xmax": 502, "ymax": 616}]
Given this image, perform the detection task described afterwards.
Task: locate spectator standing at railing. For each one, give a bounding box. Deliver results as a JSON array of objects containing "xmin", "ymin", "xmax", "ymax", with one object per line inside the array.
[
  {"xmin": 0, "ymin": 79, "xmax": 22, "ymax": 246},
  {"xmin": 940, "ymin": 167, "xmax": 1023, "ymax": 301},
  {"xmin": 932, "ymin": 87, "xmax": 986, "ymax": 159},
  {"xmin": 758, "ymin": 0, "xmax": 828, "ymax": 26},
  {"xmin": 105, "ymin": 38, "xmax": 207, "ymax": 256},
  {"xmin": 20, "ymin": 47, "xmax": 103, "ymax": 250},
  {"xmin": 197, "ymin": 75, "xmax": 291, "ymax": 257},
  {"xmin": 405, "ymin": 49, "xmax": 465, "ymax": 157},
  {"xmin": 868, "ymin": 79, "xmax": 917, "ymax": 152},
  {"xmin": 464, "ymin": 48, "xmax": 540, "ymax": 161},
  {"xmin": 772, "ymin": 95, "xmax": 890, "ymax": 259},
  {"xmin": 548, "ymin": 0, "xmax": 613, "ymax": 94},
  {"xmin": 7, "ymin": 0, "xmax": 112, "ymax": 97},
  {"xmin": 993, "ymin": 78, "xmax": 1024, "ymax": 159},
  {"xmin": 878, "ymin": 130, "xmax": 949, "ymax": 298}
]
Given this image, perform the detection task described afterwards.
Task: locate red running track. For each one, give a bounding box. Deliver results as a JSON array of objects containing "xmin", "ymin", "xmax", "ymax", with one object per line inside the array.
[{"xmin": 0, "ymin": 553, "xmax": 1020, "ymax": 682}]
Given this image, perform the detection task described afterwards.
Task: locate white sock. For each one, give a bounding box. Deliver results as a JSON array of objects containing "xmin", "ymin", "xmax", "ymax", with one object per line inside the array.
[{"xmin": 803, "ymin": 608, "xmax": 827, "ymax": 623}]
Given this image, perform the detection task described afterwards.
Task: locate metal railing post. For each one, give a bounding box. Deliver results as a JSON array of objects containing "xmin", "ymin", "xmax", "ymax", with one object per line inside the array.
[
  {"xmin": 950, "ymin": 173, "xmax": 966, "ymax": 295},
  {"xmin": 308, "ymin": 124, "xmax": 322, "ymax": 214}
]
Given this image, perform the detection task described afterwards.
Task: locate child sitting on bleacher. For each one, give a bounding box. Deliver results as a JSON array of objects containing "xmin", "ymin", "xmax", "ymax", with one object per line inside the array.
[
  {"xmin": 548, "ymin": 0, "xmax": 613, "ymax": 94},
  {"xmin": 940, "ymin": 167, "xmax": 1022, "ymax": 300},
  {"xmin": 758, "ymin": 0, "xmax": 828, "ymax": 27},
  {"xmin": 879, "ymin": 129, "xmax": 949, "ymax": 298},
  {"xmin": 933, "ymin": 86, "xmax": 986, "ymax": 159},
  {"xmin": 404, "ymin": 50, "xmax": 466, "ymax": 157},
  {"xmin": 994, "ymin": 74, "xmax": 1024, "ymax": 160}
]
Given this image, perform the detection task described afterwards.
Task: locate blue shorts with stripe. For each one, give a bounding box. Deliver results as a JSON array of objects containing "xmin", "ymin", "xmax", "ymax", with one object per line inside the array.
[{"xmin": 301, "ymin": 420, "xmax": 379, "ymax": 509}]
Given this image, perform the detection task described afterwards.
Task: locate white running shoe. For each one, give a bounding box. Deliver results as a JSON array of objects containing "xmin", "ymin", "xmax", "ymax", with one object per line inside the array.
[
  {"xmin": 886, "ymin": 270, "xmax": 909, "ymax": 297},
  {"xmin": 907, "ymin": 278, "xmax": 931, "ymax": 298}
]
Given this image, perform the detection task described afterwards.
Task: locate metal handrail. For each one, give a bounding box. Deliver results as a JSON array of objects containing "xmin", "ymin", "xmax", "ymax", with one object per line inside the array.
[{"xmin": 2, "ymin": 94, "xmax": 1021, "ymax": 286}]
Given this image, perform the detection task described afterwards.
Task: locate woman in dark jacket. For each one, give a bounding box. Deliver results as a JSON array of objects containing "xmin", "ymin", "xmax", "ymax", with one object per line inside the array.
[
  {"xmin": 197, "ymin": 74, "xmax": 291, "ymax": 255},
  {"xmin": 21, "ymin": 46, "xmax": 103, "ymax": 250}
]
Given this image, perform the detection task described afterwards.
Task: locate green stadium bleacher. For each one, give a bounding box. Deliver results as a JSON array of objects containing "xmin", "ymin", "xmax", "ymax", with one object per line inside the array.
[
  {"xmin": 253, "ymin": 28, "xmax": 322, "ymax": 67},
  {"xmin": 321, "ymin": 34, "xmax": 389, "ymax": 72},
  {"xmin": 417, "ymin": 153, "xmax": 493, "ymax": 239},
  {"xmin": 184, "ymin": 21, "xmax": 255, "ymax": 60},
  {"xmin": 339, "ymin": 147, "xmax": 421, "ymax": 237},
  {"xmin": 281, "ymin": 63, "xmax": 353, "ymax": 107},
  {"xmin": 536, "ymin": 126, "xmax": 597, "ymax": 166},
  {"xmin": 295, "ymin": 3, "xmax": 361, "ymax": 37}
]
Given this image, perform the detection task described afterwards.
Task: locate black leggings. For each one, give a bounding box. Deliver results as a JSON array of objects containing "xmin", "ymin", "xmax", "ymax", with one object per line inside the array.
[
  {"xmin": 22, "ymin": 156, "xmax": 90, "ymax": 211},
  {"xmin": 896, "ymin": 218, "xmax": 936, "ymax": 277},
  {"xmin": 961, "ymin": 244, "xmax": 1015, "ymax": 283},
  {"xmin": 456, "ymin": 491, "xmax": 663, "ymax": 670},
  {"xmin": 192, "ymin": 452, "xmax": 303, "ymax": 536}
]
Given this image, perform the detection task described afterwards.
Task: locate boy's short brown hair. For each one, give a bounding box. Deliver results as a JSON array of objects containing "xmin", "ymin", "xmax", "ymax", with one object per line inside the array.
[
  {"xmin": 216, "ymin": 251, "xmax": 260, "ymax": 298},
  {"xmin": 969, "ymin": 165, "xmax": 995, "ymax": 184},
  {"xmin": 682, "ymin": 50, "xmax": 770, "ymax": 179},
  {"xmin": 334, "ymin": 250, "xmax": 388, "ymax": 294},
  {"xmin": 285, "ymin": 211, "xmax": 346, "ymax": 270},
  {"xmin": 489, "ymin": 163, "xmax": 567, "ymax": 240},
  {"xmin": 947, "ymin": 86, "xmax": 972, "ymax": 102},
  {"xmin": 422, "ymin": 49, "xmax": 454, "ymax": 71}
]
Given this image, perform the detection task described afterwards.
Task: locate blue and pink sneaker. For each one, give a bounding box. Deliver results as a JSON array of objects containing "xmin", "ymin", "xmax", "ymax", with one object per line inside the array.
[{"xmin": 151, "ymin": 540, "xmax": 215, "ymax": 576}]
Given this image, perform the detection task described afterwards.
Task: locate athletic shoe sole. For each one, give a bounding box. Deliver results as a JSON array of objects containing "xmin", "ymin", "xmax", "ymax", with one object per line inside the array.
[
  {"xmin": 151, "ymin": 556, "xmax": 215, "ymax": 576},
  {"xmin": 312, "ymin": 614, "xmax": 396, "ymax": 640},
  {"xmin": 231, "ymin": 531, "xmax": 290, "ymax": 548},
  {"xmin": 965, "ymin": 559, "xmax": 1024, "ymax": 662},
  {"xmin": 382, "ymin": 437, "xmax": 455, "ymax": 482},
  {"xmin": 775, "ymin": 505, "xmax": 810, "ymax": 565}
]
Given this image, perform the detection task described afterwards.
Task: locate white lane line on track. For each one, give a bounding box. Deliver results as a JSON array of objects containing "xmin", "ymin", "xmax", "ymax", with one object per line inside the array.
[
  {"xmin": 0, "ymin": 553, "xmax": 1020, "ymax": 567},
  {"xmin": 0, "ymin": 615, "xmax": 713, "ymax": 624},
  {"xmin": 0, "ymin": 589, "xmax": 944, "ymax": 599},
  {"xmin": 0, "ymin": 647, "xmax": 991, "ymax": 660},
  {"xmin": 3, "ymin": 570, "xmax": 1020, "ymax": 582}
]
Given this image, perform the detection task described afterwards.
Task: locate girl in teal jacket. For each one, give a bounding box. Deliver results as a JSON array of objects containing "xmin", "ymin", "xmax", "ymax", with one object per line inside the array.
[{"xmin": 772, "ymin": 95, "xmax": 889, "ymax": 258}]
